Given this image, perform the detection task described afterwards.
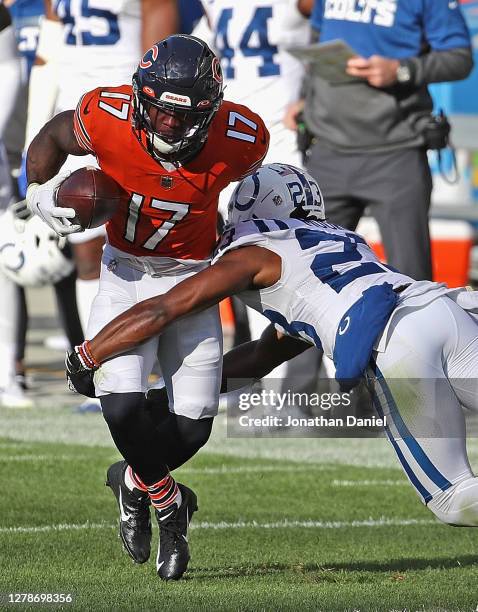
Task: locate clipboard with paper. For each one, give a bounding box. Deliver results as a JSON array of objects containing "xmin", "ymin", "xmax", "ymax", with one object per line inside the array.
[{"xmin": 286, "ymin": 39, "xmax": 363, "ymax": 85}]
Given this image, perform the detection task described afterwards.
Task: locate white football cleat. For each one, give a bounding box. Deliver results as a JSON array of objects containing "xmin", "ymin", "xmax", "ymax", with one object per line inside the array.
[{"xmin": 0, "ymin": 383, "xmax": 34, "ymax": 408}]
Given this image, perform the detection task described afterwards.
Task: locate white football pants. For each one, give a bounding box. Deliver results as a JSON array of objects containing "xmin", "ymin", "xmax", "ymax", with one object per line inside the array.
[
  {"xmin": 88, "ymin": 244, "xmax": 223, "ymax": 419},
  {"xmin": 369, "ymin": 296, "xmax": 478, "ymax": 526}
]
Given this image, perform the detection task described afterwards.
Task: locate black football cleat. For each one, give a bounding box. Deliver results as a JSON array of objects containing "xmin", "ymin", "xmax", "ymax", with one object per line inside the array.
[
  {"xmin": 105, "ymin": 461, "xmax": 152, "ymax": 564},
  {"xmin": 155, "ymin": 483, "xmax": 198, "ymax": 580}
]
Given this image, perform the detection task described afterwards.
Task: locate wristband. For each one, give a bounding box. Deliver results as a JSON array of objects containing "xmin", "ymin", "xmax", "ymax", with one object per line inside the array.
[{"xmin": 76, "ymin": 341, "xmax": 100, "ymax": 370}]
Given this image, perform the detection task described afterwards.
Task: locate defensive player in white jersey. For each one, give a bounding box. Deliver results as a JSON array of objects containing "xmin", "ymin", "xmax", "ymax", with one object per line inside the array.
[
  {"xmin": 69, "ymin": 163, "xmax": 478, "ymax": 530},
  {"xmin": 0, "ymin": 2, "xmax": 32, "ymax": 407},
  {"xmin": 194, "ymin": 0, "xmax": 313, "ymax": 362}
]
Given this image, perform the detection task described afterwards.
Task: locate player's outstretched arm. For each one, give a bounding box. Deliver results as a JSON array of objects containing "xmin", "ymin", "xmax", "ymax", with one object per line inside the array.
[
  {"xmin": 65, "ymin": 246, "xmax": 281, "ymax": 394},
  {"xmin": 85, "ymin": 246, "xmax": 280, "ymax": 364},
  {"xmin": 221, "ymin": 324, "xmax": 311, "ymax": 390}
]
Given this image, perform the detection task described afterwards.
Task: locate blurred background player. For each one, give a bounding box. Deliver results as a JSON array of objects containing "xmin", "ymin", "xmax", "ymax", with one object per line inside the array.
[
  {"xmin": 193, "ymin": 0, "xmax": 315, "ymax": 371},
  {"xmin": 195, "ymin": 0, "xmax": 312, "ymax": 172},
  {"xmin": 0, "ymin": 1, "xmax": 32, "ymax": 407},
  {"xmin": 2, "ymin": 0, "xmax": 44, "ymax": 399}
]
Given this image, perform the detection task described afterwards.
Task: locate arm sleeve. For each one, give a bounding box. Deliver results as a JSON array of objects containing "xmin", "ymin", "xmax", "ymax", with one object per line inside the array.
[
  {"xmin": 405, "ymin": 47, "xmax": 474, "ymax": 87},
  {"xmin": 423, "ymin": 0, "xmax": 472, "ymax": 51},
  {"xmin": 403, "ymin": 0, "xmax": 473, "ymax": 86}
]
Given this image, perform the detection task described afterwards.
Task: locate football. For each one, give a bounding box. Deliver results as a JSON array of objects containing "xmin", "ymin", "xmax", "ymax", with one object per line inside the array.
[{"xmin": 56, "ymin": 167, "xmax": 129, "ymax": 230}]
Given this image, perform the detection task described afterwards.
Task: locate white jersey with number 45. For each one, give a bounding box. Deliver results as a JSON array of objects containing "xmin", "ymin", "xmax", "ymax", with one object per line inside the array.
[{"xmin": 54, "ymin": 0, "xmax": 141, "ymax": 110}]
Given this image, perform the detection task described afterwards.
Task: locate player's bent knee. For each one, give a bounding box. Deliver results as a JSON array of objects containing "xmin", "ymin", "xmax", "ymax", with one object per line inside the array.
[
  {"xmin": 100, "ymin": 392, "xmax": 144, "ymax": 430},
  {"xmin": 427, "ymin": 477, "xmax": 478, "ymax": 527},
  {"xmin": 176, "ymin": 415, "xmax": 213, "ymax": 451}
]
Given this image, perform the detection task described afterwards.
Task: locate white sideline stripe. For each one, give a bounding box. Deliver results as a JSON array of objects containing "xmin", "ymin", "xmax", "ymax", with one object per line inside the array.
[
  {"xmin": 0, "ymin": 455, "xmax": 76, "ymax": 462},
  {"xmin": 0, "ymin": 458, "xmax": 330, "ymax": 472},
  {"xmin": 0, "ymin": 443, "xmax": 36, "ymax": 449},
  {"xmin": 332, "ymin": 479, "xmax": 407, "ymax": 487},
  {"xmin": 179, "ymin": 465, "xmax": 330, "ymax": 475},
  {"xmin": 0, "ymin": 523, "xmax": 114, "ymax": 534},
  {"xmin": 191, "ymin": 518, "xmax": 437, "ymax": 530},
  {"xmin": 0, "ymin": 517, "xmax": 437, "ymax": 535}
]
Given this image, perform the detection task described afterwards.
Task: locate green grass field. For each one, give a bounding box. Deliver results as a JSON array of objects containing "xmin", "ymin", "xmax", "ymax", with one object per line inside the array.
[{"xmin": 1, "ymin": 407, "xmax": 478, "ymax": 611}]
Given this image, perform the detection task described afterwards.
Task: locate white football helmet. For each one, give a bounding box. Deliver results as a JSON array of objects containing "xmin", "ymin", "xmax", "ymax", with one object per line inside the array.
[
  {"xmin": 0, "ymin": 208, "xmax": 75, "ymax": 287},
  {"xmin": 227, "ymin": 163, "xmax": 325, "ymax": 226}
]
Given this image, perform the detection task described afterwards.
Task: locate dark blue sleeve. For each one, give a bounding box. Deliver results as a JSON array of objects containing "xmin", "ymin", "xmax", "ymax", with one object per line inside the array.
[
  {"xmin": 310, "ymin": 0, "xmax": 324, "ymax": 32},
  {"xmin": 423, "ymin": 0, "xmax": 471, "ymax": 50}
]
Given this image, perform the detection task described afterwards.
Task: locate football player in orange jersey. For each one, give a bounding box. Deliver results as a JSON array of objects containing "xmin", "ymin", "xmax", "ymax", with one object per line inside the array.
[{"xmin": 25, "ymin": 34, "xmax": 269, "ymax": 581}]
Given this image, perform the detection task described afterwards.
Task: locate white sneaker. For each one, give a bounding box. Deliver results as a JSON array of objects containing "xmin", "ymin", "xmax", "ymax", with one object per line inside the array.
[{"xmin": 0, "ymin": 383, "xmax": 34, "ymax": 408}]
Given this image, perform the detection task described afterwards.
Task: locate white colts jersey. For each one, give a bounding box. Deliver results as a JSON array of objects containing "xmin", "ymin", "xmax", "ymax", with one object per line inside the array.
[
  {"xmin": 198, "ymin": 0, "xmax": 310, "ymax": 130},
  {"xmin": 54, "ymin": 0, "xmax": 141, "ymax": 111},
  {"xmin": 214, "ymin": 218, "xmax": 453, "ymax": 358}
]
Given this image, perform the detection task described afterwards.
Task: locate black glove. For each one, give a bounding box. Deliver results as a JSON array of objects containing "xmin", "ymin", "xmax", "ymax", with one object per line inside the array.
[{"xmin": 65, "ymin": 350, "xmax": 96, "ymax": 398}]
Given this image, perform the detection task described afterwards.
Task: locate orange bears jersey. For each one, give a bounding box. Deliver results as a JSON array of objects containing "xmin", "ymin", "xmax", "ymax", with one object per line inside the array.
[{"xmin": 72, "ymin": 85, "xmax": 269, "ymax": 259}]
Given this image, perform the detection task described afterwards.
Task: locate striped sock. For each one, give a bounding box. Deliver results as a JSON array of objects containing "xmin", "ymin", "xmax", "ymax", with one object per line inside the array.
[
  {"xmin": 124, "ymin": 466, "xmax": 148, "ymax": 493},
  {"xmin": 125, "ymin": 466, "xmax": 182, "ymax": 512},
  {"xmin": 147, "ymin": 474, "xmax": 182, "ymax": 513}
]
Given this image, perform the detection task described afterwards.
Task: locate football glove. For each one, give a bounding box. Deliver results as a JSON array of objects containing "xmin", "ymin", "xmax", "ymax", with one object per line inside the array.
[
  {"xmin": 26, "ymin": 172, "xmax": 82, "ymax": 236},
  {"xmin": 65, "ymin": 344, "xmax": 98, "ymax": 398}
]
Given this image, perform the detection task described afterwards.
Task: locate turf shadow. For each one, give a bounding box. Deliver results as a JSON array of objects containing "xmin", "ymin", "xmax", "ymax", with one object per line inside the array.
[{"xmin": 185, "ymin": 555, "xmax": 477, "ymax": 579}]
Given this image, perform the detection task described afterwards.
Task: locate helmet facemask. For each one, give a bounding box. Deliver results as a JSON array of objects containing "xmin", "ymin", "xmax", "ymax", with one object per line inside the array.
[
  {"xmin": 132, "ymin": 85, "xmax": 219, "ymax": 164},
  {"xmin": 131, "ymin": 35, "xmax": 224, "ymax": 165}
]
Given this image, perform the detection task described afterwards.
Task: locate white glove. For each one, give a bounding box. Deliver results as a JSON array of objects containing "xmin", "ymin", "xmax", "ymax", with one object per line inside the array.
[{"xmin": 26, "ymin": 173, "xmax": 83, "ymax": 236}]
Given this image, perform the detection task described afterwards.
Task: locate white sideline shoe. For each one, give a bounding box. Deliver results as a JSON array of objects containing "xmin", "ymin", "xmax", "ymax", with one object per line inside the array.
[{"xmin": 0, "ymin": 383, "xmax": 34, "ymax": 408}]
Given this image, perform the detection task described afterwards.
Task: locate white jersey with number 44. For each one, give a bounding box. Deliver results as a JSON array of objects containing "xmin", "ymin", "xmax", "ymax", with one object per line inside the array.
[{"xmin": 197, "ymin": 0, "xmax": 310, "ymax": 128}]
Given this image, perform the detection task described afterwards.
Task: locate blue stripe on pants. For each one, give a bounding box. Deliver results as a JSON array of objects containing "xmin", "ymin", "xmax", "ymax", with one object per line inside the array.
[
  {"xmin": 370, "ymin": 383, "xmax": 433, "ymax": 503},
  {"xmin": 368, "ymin": 364, "xmax": 452, "ymax": 502}
]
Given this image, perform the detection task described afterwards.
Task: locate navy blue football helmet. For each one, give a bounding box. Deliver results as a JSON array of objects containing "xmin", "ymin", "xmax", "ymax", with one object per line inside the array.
[{"xmin": 132, "ymin": 35, "xmax": 223, "ymax": 164}]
